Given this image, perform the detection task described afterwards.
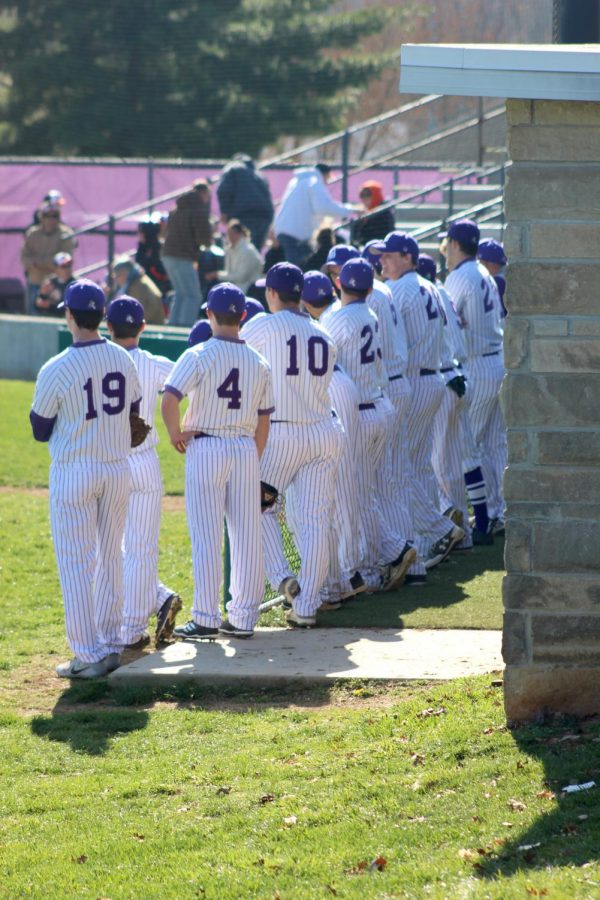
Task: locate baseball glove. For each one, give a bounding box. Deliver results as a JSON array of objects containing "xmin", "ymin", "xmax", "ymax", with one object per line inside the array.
[
  {"xmin": 447, "ymin": 375, "xmax": 467, "ymax": 398},
  {"xmin": 260, "ymin": 481, "xmax": 278, "ymax": 511},
  {"xmin": 130, "ymin": 412, "xmax": 151, "ymax": 448}
]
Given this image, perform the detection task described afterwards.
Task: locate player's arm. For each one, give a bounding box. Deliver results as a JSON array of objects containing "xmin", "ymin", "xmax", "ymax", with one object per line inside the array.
[
  {"xmin": 30, "ymin": 366, "xmax": 59, "ymax": 442},
  {"xmin": 161, "ymin": 388, "xmax": 191, "ymax": 454},
  {"xmin": 161, "ymin": 351, "xmax": 199, "ymax": 452},
  {"xmin": 254, "ymin": 414, "xmax": 270, "ymax": 458}
]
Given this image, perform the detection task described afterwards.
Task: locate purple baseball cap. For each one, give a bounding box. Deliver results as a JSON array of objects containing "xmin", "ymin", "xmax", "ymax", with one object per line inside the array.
[
  {"xmin": 370, "ymin": 231, "xmax": 419, "ymax": 263},
  {"xmin": 339, "ymin": 258, "xmax": 374, "ymax": 293},
  {"xmin": 106, "ymin": 296, "xmax": 145, "ymax": 326},
  {"xmin": 59, "ymin": 278, "xmax": 105, "ymax": 311},
  {"xmin": 417, "ymin": 253, "xmax": 437, "ymax": 283},
  {"xmin": 206, "ymin": 282, "xmax": 246, "ymax": 315},
  {"xmin": 257, "ymin": 262, "xmax": 304, "ymax": 297},
  {"xmin": 188, "ymin": 319, "xmax": 213, "ymax": 347},
  {"xmin": 301, "ymin": 271, "xmax": 334, "ymax": 307},
  {"xmin": 243, "ymin": 297, "xmax": 266, "ymax": 324},
  {"xmin": 478, "ymin": 238, "xmax": 507, "ymax": 266},
  {"xmin": 362, "ymin": 240, "xmax": 384, "ymax": 270},
  {"xmin": 447, "ymin": 219, "xmax": 480, "ymax": 250},
  {"xmin": 325, "ymin": 244, "xmax": 359, "ymax": 267}
]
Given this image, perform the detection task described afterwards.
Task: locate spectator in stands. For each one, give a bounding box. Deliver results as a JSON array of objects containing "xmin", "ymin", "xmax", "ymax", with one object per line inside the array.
[
  {"xmin": 205, "ymin": 219, "xmax": 264, "ymax": 294},
  {"xmin": 302, "ymin": 225, "xmax": 336, "ymax": 272},
  {"xmin": 111, "ymin": 257, "xmax": 165, "ymax": 325},
  {"xmin": 262, "ymin": 229, "xmax": 286, "ymax": 272},
  {"xmin": 217, "ymin": 154, "xmax": 274, "ymax": 252},
  {"xmin": 31, "ymin": 189, "xmax": 66, "ymax": 227},
  {"xmin": 162, "ymin": 179, "xmax": 212, "ymax": 326},
  {"xmin": 34, "ymin": 252, "xmax": 75, "ymax": 316},
  {"xmin": 21, "ymin": 203, "xmax": 77, "ymax": 314},
  {"xmin": 135, "ymin": 218, "xmax": 171, "ymax": 297},
  {"xmin": 351, "ymin": 180, "xmax": 395, "ymax": 247},
  {"xmin": 274, "ymin": 163, "xmax": 356, "ymax": 267}
]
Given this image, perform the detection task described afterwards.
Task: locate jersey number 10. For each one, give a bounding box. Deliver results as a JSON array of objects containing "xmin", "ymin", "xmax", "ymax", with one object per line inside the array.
[{"xmin": 286, "ymin": 335, "xmax": 329, "ymax": 377}]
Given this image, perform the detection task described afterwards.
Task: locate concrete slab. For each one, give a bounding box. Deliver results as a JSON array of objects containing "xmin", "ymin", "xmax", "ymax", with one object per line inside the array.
[{"xmin": 109, "ymin": 628, "xmax": 503, "ymax": 687}]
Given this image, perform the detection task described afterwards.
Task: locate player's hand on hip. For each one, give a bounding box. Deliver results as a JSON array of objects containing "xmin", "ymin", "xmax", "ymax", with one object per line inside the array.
[{"xmin": 171, "ymin": 430, "xmax": 197, "ymax": 453}]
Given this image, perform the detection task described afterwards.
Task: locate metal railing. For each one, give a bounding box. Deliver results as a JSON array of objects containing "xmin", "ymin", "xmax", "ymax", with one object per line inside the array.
[{"xmin": 70, "ymin": 95, "xmax": 505, "ymax": 279}]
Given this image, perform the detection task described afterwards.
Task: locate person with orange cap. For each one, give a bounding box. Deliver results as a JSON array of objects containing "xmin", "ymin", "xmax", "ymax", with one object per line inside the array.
[{"xmin": 351, "ymin": 180, "xmax": 395, "ymax": 247}]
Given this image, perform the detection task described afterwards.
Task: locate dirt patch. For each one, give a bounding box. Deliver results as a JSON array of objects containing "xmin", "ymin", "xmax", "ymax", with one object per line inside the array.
[{"xmin": 3, "ymin": 652, "xmax": 424, "ymax": 718}]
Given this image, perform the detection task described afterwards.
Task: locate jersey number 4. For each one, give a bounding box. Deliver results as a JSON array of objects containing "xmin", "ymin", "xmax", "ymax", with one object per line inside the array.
[
  {"xmin": 286, "ymin": 335, "xmax": 329, "ymax": 376},
  {"xmin": 83, "ymin": 372, "xmax": 125, "ymax": 420},
  {"xmin": 217, "ymin": 368, "xmax": 242, "ymax": 409}
]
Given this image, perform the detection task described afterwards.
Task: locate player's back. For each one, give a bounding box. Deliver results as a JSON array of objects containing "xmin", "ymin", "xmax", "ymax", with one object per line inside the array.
[
  {"xmin": 445, "ymin": 259, "xmax": 502, "ymax": 358},
  {"xmin": 242, "ymin": 310, "xmax": 335, "ymax": 424},
  {"xmin": 368, "ymin": 278, "xmax": 407, "ymax": 379},
  {"xmin": 33, "ymin": 338, "xmax": 141, "ymax": 464},
  {"xmin": 128, "ymin": 347, "xmax": 173, "ymax": 453},
  {"xmin": 166, "ymin": 336, "xmax": 272, "ymax": 439},
  {"xmin": 323, "ymin": 301, "xmax": 384, "ymax": 404},
  {"xmin": 389, "ymin": 270, "xmax": 444, "ymax": 376}
]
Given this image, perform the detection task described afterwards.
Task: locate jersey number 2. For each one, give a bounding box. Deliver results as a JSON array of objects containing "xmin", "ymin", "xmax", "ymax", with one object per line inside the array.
[
  {"xmin": 83, "ymin": 372, "xmax": 126, "ymax": 420},
  {"xmin": 217, "ymin": 368, "xmax": 241, "ymax": 409}
]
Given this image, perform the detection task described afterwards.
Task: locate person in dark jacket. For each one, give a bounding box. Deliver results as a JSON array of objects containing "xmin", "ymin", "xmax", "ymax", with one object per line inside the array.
[
  {"xmin": 217, "ymin": 155, "xmax": 274, "ymax": 252},
  {"xmin": 351, "ymin": 180, "xmax": 396, "ymax": 247},
  {"xmin": 302, "ymin": 226, "xmax": 336, "ymax": 272},
  {"xmin": 135, "ymin": 218, "xmax": 171, "ymax": 297},
  {"xmin": 162, "ymin": 180, "xmax": 212, "ymax": 326}
]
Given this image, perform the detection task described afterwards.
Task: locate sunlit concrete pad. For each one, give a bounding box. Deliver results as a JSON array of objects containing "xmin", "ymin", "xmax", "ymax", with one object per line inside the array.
[{"xmin": 109, "ymin": 628, "xmax": 502, "ymax": 686}]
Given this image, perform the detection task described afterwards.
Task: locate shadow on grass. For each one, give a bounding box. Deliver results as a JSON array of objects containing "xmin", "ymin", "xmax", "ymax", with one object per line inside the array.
[
  {"xmin": 476, "ymin": 717, "xmax": 600, "ymax": 881},
  {"xmin": 319, "ymin": 538, "xmax": 504, "ymax": 629},
  {"xmin": 30, "ymin": 681, "xmax": 149, "ymax": 755}
]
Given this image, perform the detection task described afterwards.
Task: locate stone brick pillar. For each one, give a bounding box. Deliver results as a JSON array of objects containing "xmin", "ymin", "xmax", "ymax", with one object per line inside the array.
[{"xmin": 502, "ymin": 98, "xmax": 600, "ymax": 721}]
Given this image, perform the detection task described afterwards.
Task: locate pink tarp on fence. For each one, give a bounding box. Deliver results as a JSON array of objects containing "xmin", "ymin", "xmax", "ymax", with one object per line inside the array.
[{"xmin": 0, "ymin": 162, "xmax": 442, "ymax": 284}]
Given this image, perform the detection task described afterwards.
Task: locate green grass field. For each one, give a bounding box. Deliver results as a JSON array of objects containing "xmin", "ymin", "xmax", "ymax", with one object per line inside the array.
[{"xmin": 1, "ymin": 379, "xmax": 599, "ymax": 898}]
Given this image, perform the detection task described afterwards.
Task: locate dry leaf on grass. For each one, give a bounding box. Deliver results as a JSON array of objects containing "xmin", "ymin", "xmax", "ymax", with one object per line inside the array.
[
  {"xmin": 526, "ymin": 886, "xmax": 548, "ymax": 896},
  {"xmin": 368, "ymin": 856, "xmax": 387, "ymax": 872},
  {"xmin": 259, "ymin": 793, "xmax": 275, "ymax": 804},
  {"xmin": 507, "ymin": 798, "xmax": 526, "ymax": 811},
  {"xmin": 411, "ymin": 753, "xmax": 425, "ymax": 766},
  {"xmin": 216, "ymin": 786, "xmax": 231, "ymax": 795},
  {"xmin": 132, "ymin": 833, "xmax": 145, "ymax": 841},
  {"xmin": 73, "ymin": 855, "xmax": 87, "ymax": 864},
  {"xmin": 417, "ymin": 707, "xmax": 447, "ymax": 718},
  {"xmin": 536, "ymin": 790, "xmax": 556, "ymax": 800},
  {"xmin": 283, "ymin": 815, "xmax": 297, "ymax": 827}
]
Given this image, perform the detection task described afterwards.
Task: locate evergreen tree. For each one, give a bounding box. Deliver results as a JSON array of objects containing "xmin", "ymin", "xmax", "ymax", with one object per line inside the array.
[{"xmin": 0, "ymin": 0, "xmax": 392, "ymax": 157}]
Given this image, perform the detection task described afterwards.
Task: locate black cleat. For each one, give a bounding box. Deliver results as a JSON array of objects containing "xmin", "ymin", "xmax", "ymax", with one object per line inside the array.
[
  {"xmin": 173, "ymin": 620, "xmax": 218, "ymax": 641},
  {"xmin": 218, "ymin": 619, "xmax": 254, "ymax": 639}
]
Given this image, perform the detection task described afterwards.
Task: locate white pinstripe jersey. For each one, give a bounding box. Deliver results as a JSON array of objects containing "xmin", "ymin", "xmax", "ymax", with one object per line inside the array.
[
  {"xmin": 368, "ymin": 277, "xmax": 408, "ymax": 379},
  {"xmin": 31, "ymin": 338, "xmax": 142, "ymax": 463},
  {"xmin": 126, "ymin": 347, "xmax": 173, "ymax": 454},
  {"xmin": 164, "ymin": 336, "xmax": 273, "ymax": 438},
  {"xmin": 242, "ymin": 308, "xmax": 336, "ymax": 424},
  {"xmin": 436, "ymin": 282, "xmax": 465, "ymax": 372},
  {"xmin": 445, "ymin": 259, "xmax": 503, "ymax": 358},
  {"xmin": 322, "ymin": 301, "xmax": 385, "ymax": 404},
  {"xmin": 387, "ymin": 270, "xmax": 444, "ymax": 376}
]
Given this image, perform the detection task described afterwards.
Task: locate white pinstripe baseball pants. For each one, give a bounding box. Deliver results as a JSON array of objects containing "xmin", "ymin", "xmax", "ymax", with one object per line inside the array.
[
  {"xmin": 260, "ymin": 419, "xmax": 343, "ymax": 617},
  {"xmin": 377, "ymin": 378, "xmax": 414, "ymax": 563},
  {"xmin": 467, "ymin": 356, "xmax": 506, "ymax": 520},
  {"xmin": 50, "ymin": 460, "xmax": 130, "ymax": 663},
  {"xmin": 121, "ymin": 448, "xmax": 175, "ymax": 645},
  {"xmin": 405, "ymin": 373, "xmax": 452, "ymax": 545},
  {"xmin": 186, "ymin": 436, "xmax": 264, "ymax": 631},
  {"xmin": 353, "ymin": 401, "xmax": 389, "ymax": 586},
  {"xmin": 432, "ymin": 387, "xmax": 471, "ymax": 540}
]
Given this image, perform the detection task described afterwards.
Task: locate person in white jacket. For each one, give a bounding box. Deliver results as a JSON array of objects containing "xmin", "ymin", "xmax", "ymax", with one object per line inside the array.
[
  {"xmin": 274, "ymin": 164, "xmax": 356, "ymax": 267},
  {"xmin": 207, "ymin": 220, "xmax": 264, "ymax": 293}
]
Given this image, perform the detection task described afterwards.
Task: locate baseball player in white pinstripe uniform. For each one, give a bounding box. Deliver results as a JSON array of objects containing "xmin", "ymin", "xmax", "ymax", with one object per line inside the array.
[
  {"xmin": 162, "ymin": 283, "xmax": 273, "ymax": 639},
  {"xmin": 323, "ymin": 258, "xmax": 415, "ymax": 590},
  {"xmin": 30, "ymin": 279, "xmax": 143, "ymax": 678},
  {"xmin": 445, "ymin": 220, "xmax": 506, "ymax": 534},
  {"xmin": 242, "ymin": 262, "xmax": 343, "ymax": 628},
  {"xmin": 299, "ymin": 271, "xmax": 366, "ymax": 605},
  {"xmin": 105, "ymin": 297, "xmax": 182, "ymax": 649},
  {"xmin": 377, "ymin": 232, "xmax": 464, "ymax": 572}
]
